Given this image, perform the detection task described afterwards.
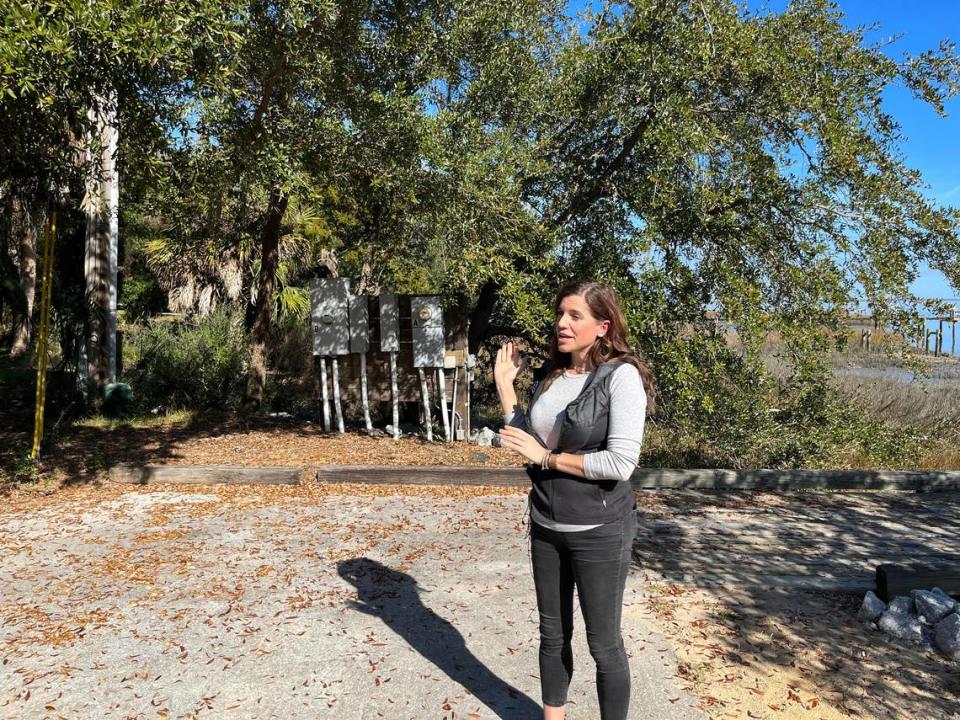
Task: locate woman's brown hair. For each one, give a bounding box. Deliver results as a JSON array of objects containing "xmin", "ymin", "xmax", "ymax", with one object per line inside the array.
[{"xmin": 541, "ymin": 279, "xmax": 656, "ymax": 415}]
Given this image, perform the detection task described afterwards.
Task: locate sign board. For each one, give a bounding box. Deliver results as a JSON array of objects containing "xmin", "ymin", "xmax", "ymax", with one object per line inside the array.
[
  {"xmin": 348, "ymin": 294, "xmax": 369, "ymax": 353},
  {"xmin": 310, "ymin": 277, "xmax": 350, "ymax": 356},
  {"xmin": 379, "ymin": 293, "xmax": 399, "ymax": 352},
  {"xmin": 411, "ymin": 295, "xmax": 444, "ymax": 367}
]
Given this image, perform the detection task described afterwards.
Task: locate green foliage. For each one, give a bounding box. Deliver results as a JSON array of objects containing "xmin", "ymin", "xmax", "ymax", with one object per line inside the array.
[
  {"xmin": 120, "ymin": 273, "xmax": 166, "ymax": 324},
  {"xmin": 4, "ymin": 0, "xmax": 960, "ymax": 467},
  {"xmin": 7, "ymin": 442, "xmax": 41, "ymax": 486},
  {"xmin": 128, "ymin": 310, "xmax": 249, "ymax": 411},
  {"xmin": 0, "ymin": 0, "xmax": 239, "ymax": 191}
]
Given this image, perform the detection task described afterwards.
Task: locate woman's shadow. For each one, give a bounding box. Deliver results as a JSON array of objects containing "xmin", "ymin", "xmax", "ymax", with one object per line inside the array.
[{"xmin": 338, "ymin": 557, "xmax": 540, "ymax": 719}]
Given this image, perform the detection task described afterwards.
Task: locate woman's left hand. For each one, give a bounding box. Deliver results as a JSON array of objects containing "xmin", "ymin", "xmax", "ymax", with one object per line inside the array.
[{"xmin": 498, "ymin": 426, "xmax": 547, "ymax": 464}]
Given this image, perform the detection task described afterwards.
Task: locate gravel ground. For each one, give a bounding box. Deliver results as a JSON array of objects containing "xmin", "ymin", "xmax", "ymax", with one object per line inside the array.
[{"xmin": 0, "ymin": 487, "xmax": 703, "ymax": 720}]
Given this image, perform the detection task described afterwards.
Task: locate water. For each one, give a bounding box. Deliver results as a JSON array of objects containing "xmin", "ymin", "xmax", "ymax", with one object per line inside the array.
[
  {"xmin": 919, "ymin": 317, "xmax": 959, "ymax": 357},
  {"xmin": 834, "ymin": 366, "xmax": 956, "ymax": 385}
]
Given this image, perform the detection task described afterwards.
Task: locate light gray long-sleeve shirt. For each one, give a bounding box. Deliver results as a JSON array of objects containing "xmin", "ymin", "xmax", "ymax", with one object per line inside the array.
[{"xmin": 503, "ymin": 363, "xmax": 647, "ymax": 531}]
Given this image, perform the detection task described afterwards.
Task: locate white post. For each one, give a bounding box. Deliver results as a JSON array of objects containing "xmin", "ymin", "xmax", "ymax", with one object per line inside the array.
[
  {"xmin": 418, "ymin": 367, "xmax": 432, "ymax": 441},
  {"xmin": 450, "ymin": 366, "xmax": 459, "ymax": 440},
  {"xmin": 437, "ymin": 367, "xmax": 450, "ymax": 442},
  {"xmin": 360, "ymin": 352, "xmax": 372, "ymax": 433},
  {"xmin": 465, "ymin": 367, "xmax": 472, "ymax": 441},
  {"xmin": 389, "ymin": 351, "xmax": 399, "ymax": 439},
  {"xmin": 320, "ymin": 356, "xmax": 330, "ymax": 432},
  {"xmin": 332, "ymin": 357, "xmax": 344, "ymax": 433}
]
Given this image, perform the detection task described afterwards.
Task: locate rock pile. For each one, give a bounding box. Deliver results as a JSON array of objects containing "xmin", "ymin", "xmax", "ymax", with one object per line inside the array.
[
  {"xmin": 474, "ymin": 426, "xmax": 499, "ymax": 447},
  {"xmin": 858, "ymin": 588, "xmax": 960, "ymax": 658}
]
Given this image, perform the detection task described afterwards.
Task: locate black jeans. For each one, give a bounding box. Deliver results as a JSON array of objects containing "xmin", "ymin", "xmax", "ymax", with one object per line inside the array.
[{"xmin": 529, "ymin": 511, "xmax": 635, "ymax": 719}]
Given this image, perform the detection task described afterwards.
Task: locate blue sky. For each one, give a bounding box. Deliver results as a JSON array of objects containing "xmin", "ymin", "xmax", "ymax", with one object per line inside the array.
[
  {"xmin": 567, "ymin": 0, "xmax": 960, "ymax": 300},
  {"xmin": 760, "ymin": 0, "xmax": 960, "ymax": 300}
]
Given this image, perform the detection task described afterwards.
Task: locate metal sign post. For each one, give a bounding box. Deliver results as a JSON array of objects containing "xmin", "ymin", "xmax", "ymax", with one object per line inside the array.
[
  {"xmin": 311, "ymin": 278, "xmax": 351, "ymax": 433},
  {"xmin": 348, "ymin": 292, "xmax": 372, "ymax": 434},
  {"xmin": 465, "ymin": 351, "xmax": 476, "ymax": 441},
  {"xmin": 379, "ymin": 293, "xmax": 400, "ymax": 439},
  {"xmin": 436, "ymin": 367, "xmax": 450, "ymax": 442},
  {"xmin": 411, "ymin": 296, "xmax": 445, "ymax": 441},
  {"xmin": 318, "ymin": 358, "xmax": 330, "ymax": 431},
  {"xmin": 448, "ymin": 357, "xmax": 460, "ymax": 441}
]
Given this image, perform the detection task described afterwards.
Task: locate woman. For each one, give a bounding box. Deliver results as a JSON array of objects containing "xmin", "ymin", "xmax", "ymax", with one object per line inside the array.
[{"xmin": 494, "ymin": 280, "xmax": 655, "ymax": 720}]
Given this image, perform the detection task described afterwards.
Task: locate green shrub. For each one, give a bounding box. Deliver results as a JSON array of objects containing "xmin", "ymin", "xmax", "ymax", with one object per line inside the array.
[{"xmin": 127, "ymin": 310, "xmax": 249, "ymax": 411}]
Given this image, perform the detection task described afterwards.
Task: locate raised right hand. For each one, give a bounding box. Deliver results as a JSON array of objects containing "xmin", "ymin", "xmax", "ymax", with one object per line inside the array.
[{"xmin": 494, "ymin": 341, "xmax": 527, "ymax": 386}]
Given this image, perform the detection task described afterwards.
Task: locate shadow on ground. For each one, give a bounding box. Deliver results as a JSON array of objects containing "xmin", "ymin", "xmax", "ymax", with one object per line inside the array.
[
  {"xmin": 632, "ymin": 490, "xmax": 960, "ymax": 719},
  {"xmin": 338, "ymin": 557, "xmax": 541, "ymax": 720},
  {"xmin": 0, "ymin": 410, "xmax": 328, "ymax": 492}
]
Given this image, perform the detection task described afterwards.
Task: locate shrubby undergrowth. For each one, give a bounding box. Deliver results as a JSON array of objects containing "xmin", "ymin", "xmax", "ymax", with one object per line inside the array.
[{"xmin": 126, "ymin": 310, "xmax": 249, "ymax": 412}]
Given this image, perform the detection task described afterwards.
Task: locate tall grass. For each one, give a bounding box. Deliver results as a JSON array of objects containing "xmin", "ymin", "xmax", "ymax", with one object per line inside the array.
[
  {"xmin": 828, "ymin": 352, "xmax": 960, "ymax": 430},
  {"xmin": 125, "ymin": 309, "xmax": 249, "ymax": 412}
]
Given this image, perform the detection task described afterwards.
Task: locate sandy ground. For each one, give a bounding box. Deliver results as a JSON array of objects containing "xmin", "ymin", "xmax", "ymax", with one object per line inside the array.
[
  {"xmin": 2, "ymin": 417, "xmax": 959, "ymax": 719},
  {"xmin": 633, "ymin": 491, "xmax": 960, "ymax": 720},
  {"xmin": 0, "ymin": 483, "xmax": 703, "ymax": 720}
]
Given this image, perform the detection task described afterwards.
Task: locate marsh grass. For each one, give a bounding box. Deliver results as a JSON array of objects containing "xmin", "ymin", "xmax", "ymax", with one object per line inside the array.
[{"xmin": 828, "ymin": 351, "xmax": 960, "ymax": 430}]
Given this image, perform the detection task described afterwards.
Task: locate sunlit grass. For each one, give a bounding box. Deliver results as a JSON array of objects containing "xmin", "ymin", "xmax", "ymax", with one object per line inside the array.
[
  {"xmin": 74, "ymin": 408, "xmax": 200, "ymax": 430},
  {"xmin": 828, "ymin": 353, "xmax": 960, "ymax": 430}
]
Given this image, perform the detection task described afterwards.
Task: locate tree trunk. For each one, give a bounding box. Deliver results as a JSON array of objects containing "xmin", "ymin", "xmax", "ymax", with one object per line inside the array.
[
  {"xmin": 104, "ymin": 104, "xmax": 119, "ymax": 384},
  {"xmin": 9, "ymin": 195, "xmax": 37, "ymax": 358},
  {"xmin": 243, "ymin": 185, "xmax": 289, "ymax": 410},
  {"xmin": 83, "ymin": 99, "xmax": 119, "ymax": 402},
  {"xmin": 0, "ymin": 194, "xmax": 24, "ymax": 349},
  {"xmin": 468, "ymin": 280, "xmax": 500, "ymax": 354}
]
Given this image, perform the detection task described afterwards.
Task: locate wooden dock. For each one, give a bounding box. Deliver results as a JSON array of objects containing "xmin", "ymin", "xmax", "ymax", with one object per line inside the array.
[{"xmin": 634, "ymin": 489, "xmax": 960, "ymax": 593}]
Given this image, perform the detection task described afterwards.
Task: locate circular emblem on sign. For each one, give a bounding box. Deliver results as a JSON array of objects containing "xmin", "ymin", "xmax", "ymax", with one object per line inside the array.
[
  {"xmin": 418, "ymin": 307, "xmax": 433, "ymax": 322},
  {"xmin": 321, "ymin": 313, "xmax": 334, "ymax": 324}
]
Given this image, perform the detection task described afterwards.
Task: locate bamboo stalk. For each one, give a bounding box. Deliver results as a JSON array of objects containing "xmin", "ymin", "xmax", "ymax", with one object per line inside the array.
[{"xmin": 30, "ymin": 208, "xmax": 57, "ymax": 460}]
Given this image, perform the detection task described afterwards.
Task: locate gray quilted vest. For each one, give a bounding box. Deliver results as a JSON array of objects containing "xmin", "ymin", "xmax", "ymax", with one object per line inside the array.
[{"xmin": 524, "ymin": 358, "xmax": 636, "ymax": 524}]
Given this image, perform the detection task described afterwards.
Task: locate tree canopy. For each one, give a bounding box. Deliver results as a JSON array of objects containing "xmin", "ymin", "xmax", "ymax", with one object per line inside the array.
[{"xmin": 2, "ymin": 0, "xmax": 959, "ymax": 466}]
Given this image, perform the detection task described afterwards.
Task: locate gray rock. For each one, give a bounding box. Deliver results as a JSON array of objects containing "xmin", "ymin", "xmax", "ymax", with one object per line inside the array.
[
  {"xmin": 912, "ymin": 589, "xmax": 957, "ymax": 624},
  {"xmin": 878, "ymin": 610, "xmax": 924, "ymax": 644},
  {"xmin": 887, "ymin": 595, "xmax": 915, "ymax": 615},
  {"xmin": 932, "ymin": 587, "xmax": 956, "ymax": 602},
  {"xmin": 472, "ymin": 452, "xmax": 491, "ymax": 463},
  {"xmin": 934, "ymin": 612, "xmax": 960, "ymax": 658},
  {"xmin": 857, "ymin": 591, "xmax": 887, "ymax": 623},
  {"xmin": 476, "ymin": 426, "xmax": 497, "ymax": 447},
  {"xmin": 205, "ymin": 601, "xmax": 232, "ymax": 618}
]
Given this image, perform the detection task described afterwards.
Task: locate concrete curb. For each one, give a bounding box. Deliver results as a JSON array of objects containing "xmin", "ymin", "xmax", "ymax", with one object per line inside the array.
[{"xmin": 106, "ymin": 463, "xmax": 960, "ymax": 491}]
